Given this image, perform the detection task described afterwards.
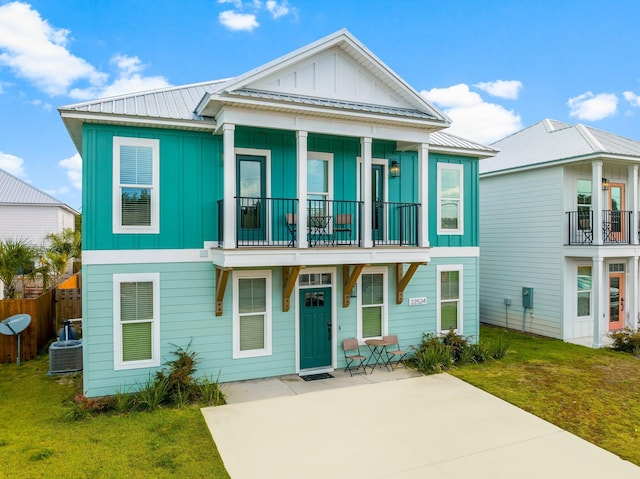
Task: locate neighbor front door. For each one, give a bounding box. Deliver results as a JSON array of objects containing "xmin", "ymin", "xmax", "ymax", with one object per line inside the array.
[
  {"xmin": 608, "ymin": 272, "xmax": 624, "ymax": 331},
  {"xmin": 299, "ymin": 287, "xmax": 332, "ymax": 370}
]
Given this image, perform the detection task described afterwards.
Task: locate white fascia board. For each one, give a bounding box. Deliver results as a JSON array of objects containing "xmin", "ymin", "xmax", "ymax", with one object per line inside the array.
[
  {"xmin": 429, "ymin": 247, "xmax": 480, "ymax": 258},
  {"xmin": 216, "ymin": 107, "xmax": 437, "ymax": 144},
  {"xmin": 83, "ymin": 249, "xmax": 213, "ymax": 265},
  {"xmin": 59, "ymin": 111, "xmax": 217, "ymax": 132},
  {"xmin": 209, "ymin": 247, "xmax": 431, "ymax": 268},
  {"xmin": 428, "ymin": 145, "xmax": 496, "ymax": 159}
]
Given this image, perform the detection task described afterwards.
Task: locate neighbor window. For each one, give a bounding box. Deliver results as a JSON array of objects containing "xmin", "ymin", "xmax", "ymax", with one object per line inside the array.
[
  {"xmin": 577, "ymin": 266, "xmax": 591, "ymax": 317},
  {"xmin": 113, "ymin": 137, "xmax": 160, "ymax": 233},
  {"xmin": 233, "ymin": 270, "xmax": 272, "ymax": 358},
  {"xmin": 358, "ymin": 268, "xmax": 387, "ymax": 340},
  {"xmin": 438, "ymin": 265, "xmax": 463, "ymax": 333},
  {"xmin": 113, "ymin": 273, "xmax": 160, "ymax": 370},
  {"xmin": 437, "ymin": 163, "xmax": 463, "ymax": 234},
  {"xmin": 577, "ymin": 180, "xmax": 592, "ymax": 230}
]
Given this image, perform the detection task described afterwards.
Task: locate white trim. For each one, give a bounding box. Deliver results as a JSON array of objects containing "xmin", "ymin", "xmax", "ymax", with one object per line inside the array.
[
  {"xmin": 307, "ymin": 151, "xmax": 334, "ymax": 202},
  {"xmin": 357, "ymin": 157, "xmax": 389, "ymax": 242},
  {"xmin": 356, "ymin": 266, "xmax": 389, "ymax": 342},
  {"xmin": 232, "ymin": 269, "xmax": 272, "ymax": 359},
  {"xmin": 84, "ymin": 249, "xmax": 214, "ymax": 265},
  {"xmin": 112, "ymin": 137, "xmax": 160, "ymax": 234},
  {"xmin": 429, "ymin": 247, "xmax": 479, "ymax": 258},
  {"xmin": 113, "ymin": 272, "xmax": 161, "ymax": 370},
  {"xmin": 294, "ymin": 266, "xmax": 337, "ymax": 373},
  {"xmin": 235, "ymin": 147, "xmax": 272, "ymax": 241},
  {"xmin": 436, "ymin": 264, "xmax": 463, "ymax": 335},
  {"xmin": 437, "ymin": 163, "xmax": 464, "ymax": 236}
]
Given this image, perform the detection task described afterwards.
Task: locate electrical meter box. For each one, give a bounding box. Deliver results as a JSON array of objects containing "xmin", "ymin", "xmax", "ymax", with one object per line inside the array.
[{"xmin": 522, "ymin": 287, "xmax": 534, "ymax": 309}]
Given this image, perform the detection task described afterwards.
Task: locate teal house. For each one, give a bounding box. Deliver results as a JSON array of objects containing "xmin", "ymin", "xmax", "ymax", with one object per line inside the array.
[{"xmin": 59, "ymin": 30, "xmax": 494, "ymax": 397}]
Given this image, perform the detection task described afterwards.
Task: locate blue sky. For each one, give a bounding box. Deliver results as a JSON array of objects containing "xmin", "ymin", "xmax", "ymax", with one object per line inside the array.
[{"xmin": 1, "ymin": 0, "xmax": 639, "ymax": 211}]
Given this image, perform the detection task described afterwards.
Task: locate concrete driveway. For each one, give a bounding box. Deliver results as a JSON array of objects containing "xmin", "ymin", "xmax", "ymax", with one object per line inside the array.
[{"xmin": 202, "ymin": 373, "xmax": 639, "ymax": 479}]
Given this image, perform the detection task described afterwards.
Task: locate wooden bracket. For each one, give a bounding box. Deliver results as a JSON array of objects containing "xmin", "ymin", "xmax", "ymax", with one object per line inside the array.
[
  {"xmin": 282, "ymin": 265, "xmax": 304, "ymax": 312},
  {"xmin": 215, "ymin": 266, "xmax": 232, "ymax": 316},
  {"xmin": 396, "ymin": 262, "xmax": 427, "ymax": 304},
  {"xmin": 343, "ymin": 264, "xmax": 368, "ymax": 307}
]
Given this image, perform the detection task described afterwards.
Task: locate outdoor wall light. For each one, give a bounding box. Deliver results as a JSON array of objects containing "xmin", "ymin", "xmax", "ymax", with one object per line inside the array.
[
  {"xmin": 602, "ymin": 177, "xmax": 609, "ymax": 191},
  {"xmin": 390, "ymin": 161, "xmax": 400, "ymax": 178}
]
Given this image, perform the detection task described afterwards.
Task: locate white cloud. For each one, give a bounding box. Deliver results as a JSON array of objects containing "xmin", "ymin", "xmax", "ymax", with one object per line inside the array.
[
  {"xmin": 69, "ymin": 54, "xmax": 170, "ymax": 100},
  {"xmin": 59, "ymin": 153, "xmax": 82, "ymax": 190},
  {"xmin": 219, "ymin": 10, "xmax": 259, "ymax": 31},
  {"xmin": 474, "ymin": 80, "xmax": 522, "ymax": 100},
  {"xmin": 623, "ymin": 91, "xmax": 640, "ymax": 107},
  {"xmin": 29, "ymin": 99, "xmax": 52, "ymax": 110},
  {"xmin": 0, "ymin": 151, "xmax": 27, "ymax": 178},
  {"xmin": 567, "ymin": 91, "xmax": 618, "ymax": 121},
  {"xmin": 266, "ymin": 0, "xmax": 289, "ymax": 18},
  {"xmin": 422, "ymin": 83, "xmax": 522, "ymax": 144},
  {"xmin": 0, "ymin": 1, "xmax": 107, "ymax": 96},
  {"xmin": 218, "ymin": 0, "xmax": 244, "ymax": 7}
]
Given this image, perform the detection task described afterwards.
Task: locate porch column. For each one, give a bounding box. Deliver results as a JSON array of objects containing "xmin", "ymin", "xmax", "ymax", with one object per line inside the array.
[
  {"xmin": 633, "ymin": 257, "xmax": 639, "ymax": 332},
  {"xmin": 629, "ymin": 164, "xmax": 638, "ymax": 245},
  {"xmin": 592, "ymin": 161, "xmax": 603, "ymax": 246},
  {"xmin": 362, "ymin": 137, "xmax": 373, "ymax": 248},
  {"xmin": 223, "ymin": 123, "xmax": 236, "ymax": 249},
  {"xmin": 418, "ymin": 143, "xmax": 429, "ymax": 247},
  {"xmin": 592, "ymin": 256, "xmax": 605, "ymax": 348},
  {"xmin": 297, "ymin": 131, "xmax": 309, "ymax": 248}
]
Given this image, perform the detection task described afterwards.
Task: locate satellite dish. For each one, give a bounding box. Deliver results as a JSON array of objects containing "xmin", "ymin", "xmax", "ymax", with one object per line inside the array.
[
  {"xmin": 0, "ymin": 314, "xmax": 31, "ymax": 336},
  {"xmin": 0, "ymin": 314, "xmax": 31, "ymax": 366}
]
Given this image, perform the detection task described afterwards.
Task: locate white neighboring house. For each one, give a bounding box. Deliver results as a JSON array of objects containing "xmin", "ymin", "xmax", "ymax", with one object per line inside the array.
[
  {"xmin": 0, "ymin": 167, "xmax": 79, "ymax": 298},
  {"xmin": 479, "ymin": 119, "xmax": 640, "ymax": 347}
]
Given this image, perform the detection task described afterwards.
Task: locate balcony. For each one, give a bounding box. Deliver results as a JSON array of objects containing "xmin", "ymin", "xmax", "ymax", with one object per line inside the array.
[
  {"xmin": 566, "ymin": 210, "xmax": 633, "ymax": 245},
  {"xmin": 217, "ymin": 197, "xmax": 420, "ymax": 248}
]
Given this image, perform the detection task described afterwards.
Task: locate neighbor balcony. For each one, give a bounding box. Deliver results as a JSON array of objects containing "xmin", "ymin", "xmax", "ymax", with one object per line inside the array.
[{"xmin": 566, "ymin": 210, "xmax": 634, "ymax": 245}]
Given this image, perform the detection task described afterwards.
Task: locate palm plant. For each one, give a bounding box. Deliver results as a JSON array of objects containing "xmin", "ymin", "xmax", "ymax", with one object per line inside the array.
[{"xmin": 0, "ymin": 239, "xmax": 39, "ymax": 299}]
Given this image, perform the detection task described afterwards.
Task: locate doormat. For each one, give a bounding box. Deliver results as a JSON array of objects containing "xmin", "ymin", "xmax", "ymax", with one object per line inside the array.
[{"xmin": 301, "ymin": 373, "xmax": 334, "ymax": 382}]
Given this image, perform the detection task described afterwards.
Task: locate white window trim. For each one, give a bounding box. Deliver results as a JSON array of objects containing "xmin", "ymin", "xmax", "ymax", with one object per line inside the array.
[
  {"xmin": 113, "ymin": 136, "xmax": 160, "ymax": 234},
  {"xmin": 356, "ymin": 266, "xmax": 388, "ymax": 343},
  {"xmin": 232, "ymin": 269, "xmax": 272, "ymax": 359},
  {"xmin": 576, "ymin": 265, "xmax": 592, "ymax": 319},
  {"xmin": 437, "ymin": 163, "xmax": 464, "ymax": 235},
  {"xmin": 436, "ymin": 264, "xmax": 463, "ymax": 335},
  {"xmin": 308, "ymin": 151, "xmax": 334, "ymax": 205},
  {"xmin": 113, "ymin": 272, "xmax": 161, "ymax": 370}
]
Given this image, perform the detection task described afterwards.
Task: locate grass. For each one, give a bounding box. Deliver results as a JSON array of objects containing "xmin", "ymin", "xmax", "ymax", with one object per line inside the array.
[
  {"xmin": 0, "ymin": 352, "xmax": 229, "ymax": 479},
  {"xmin": 450, "ymin": 325, "xmax": 640, "ymax": 465}
]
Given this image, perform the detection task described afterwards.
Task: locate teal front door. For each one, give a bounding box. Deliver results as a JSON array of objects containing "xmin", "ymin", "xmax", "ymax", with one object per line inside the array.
[
  {"xmin": 299, "ymin": 287, "xmax": 332, "ymax": 370},
  {"xmin": 237, "ymin": 155, "xmax": 266, "ymax": 243},
  {"xmin": 372, "ymin": 164, "xmax": 384, "ymax": 242}
]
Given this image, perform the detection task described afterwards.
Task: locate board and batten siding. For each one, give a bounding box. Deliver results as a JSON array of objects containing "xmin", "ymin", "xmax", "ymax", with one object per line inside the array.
[
  {"xmin": 479, "ymin": 167, "xmax": 565, "ymax": 339},
  {"xmin": 0, "ymin": 205, "xmax": 75, "ymax": 244}
]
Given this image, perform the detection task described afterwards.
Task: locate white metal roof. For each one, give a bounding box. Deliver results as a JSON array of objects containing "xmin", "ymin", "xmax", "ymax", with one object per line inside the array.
[
  {"xmin": 0, "ymin": 168, "xmax": 78, "ymax": 213},
  {"xmin": 481, "ymin": 119, "xmax": 640, "ymax": 175}
]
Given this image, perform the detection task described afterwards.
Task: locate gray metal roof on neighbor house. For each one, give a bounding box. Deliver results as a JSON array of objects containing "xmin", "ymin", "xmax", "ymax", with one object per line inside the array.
[
  {"xmin": 0, "ymin": 168, "xmax": 78, "ymax": 213},
  {"xmin": 430, "ymin": 131, "xmax": 497, "ymax": 156},
  {"xmin": 481, "ymin": 119, "xmax": 640, "ymax": 175}
]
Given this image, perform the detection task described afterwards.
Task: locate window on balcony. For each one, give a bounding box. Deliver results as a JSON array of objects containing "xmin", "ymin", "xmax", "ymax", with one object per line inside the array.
[{"xmin": 577, "ymin": 179, "xmax": 591, "ymax": 230}]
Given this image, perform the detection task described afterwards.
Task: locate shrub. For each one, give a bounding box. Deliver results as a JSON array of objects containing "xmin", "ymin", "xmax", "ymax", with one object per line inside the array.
[
  {"xmin": 156, "ymin": 341, "xmax": 199, "ymax": 405},
  {"xmin": 198, "ymin": 373, "xmax": 225, "ymax": 406},
  {"xmin": 134, "ymin": 375, "xmax": 170, "ymax": 411},
  {"xmin": 487, "ymin": 333, "xmax": 511, "ymax": 360},
  {"xmin": 609, "ymin": 328, "xmax": 640, "ymax": 355},
  {"xmin": 64, "ymin": 393, "xmax": 114, "ymax": 420},
  {"xmin": 413, "ymin": 338, "xmax": 452, "ymax": 374}
]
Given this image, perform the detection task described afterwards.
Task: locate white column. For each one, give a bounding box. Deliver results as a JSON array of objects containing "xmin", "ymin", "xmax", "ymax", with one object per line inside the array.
[
  {"xmin": 296, "ymin": 131, "xmax": 308, "ymax": 248},
  {"xmin": 592, "ymin": 256, "xmax": 604, "ymax": 348},
  {"xmin": 223, "ymin": 124, "xmax": 236, "ymax": 249},
  {"xmin": 361, "ymin": 137, "xmax": 373, "ymax": 248},
  {"xmin": 630, "ymin": 164, "xmax": 638, "ymax": 246},
  {"xmin": 631, "ymin": 257, "xmax": 639, "ymax": 331},
  {"xmin": 418, "ymin": 143, "xmax": 429, "ymax": 247},
  {"xmin": 592, "ymin": 161, "xmax": 603, "ymax": 245}
]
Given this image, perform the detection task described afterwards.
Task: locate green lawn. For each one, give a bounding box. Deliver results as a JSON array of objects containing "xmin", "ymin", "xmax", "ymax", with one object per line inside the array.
[
  {"xmin": 451, "ymin": 325, "xmax": 640, "ymax": 466},
  {"xmin": 0, "ymin": 353, "xmax": 230, "ymax": 479}
]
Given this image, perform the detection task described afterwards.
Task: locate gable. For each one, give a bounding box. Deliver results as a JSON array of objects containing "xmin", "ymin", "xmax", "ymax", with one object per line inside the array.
[{"xmin": 248, "ymin": 46, "xmax": 410, "ymax": 109}]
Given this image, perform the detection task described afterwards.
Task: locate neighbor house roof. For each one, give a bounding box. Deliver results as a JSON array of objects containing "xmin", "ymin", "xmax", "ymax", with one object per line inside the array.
[
  {"xmin": 0, "ymin": 168, "xmax": 78, "ymax": 214},
  {"xmin": 480, "ymin": 119, "xmax": 640, "ymax": 175}
]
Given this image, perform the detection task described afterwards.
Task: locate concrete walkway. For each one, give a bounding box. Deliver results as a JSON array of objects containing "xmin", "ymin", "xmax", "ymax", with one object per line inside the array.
[{"xmin": 202, "ymin": 372, "xmax": 640, "ymax": 479}]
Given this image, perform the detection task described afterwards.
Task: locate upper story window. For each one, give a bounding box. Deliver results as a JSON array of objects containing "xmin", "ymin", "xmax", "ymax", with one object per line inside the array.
[
  {"xmin": 113, "ymin": 137, "xmax": 160, "ymax": 234},
  {"xmin": 437, "ymin": 163, "xmax": 463, "ymax": 235},
  {"xmin": 577, "ymin": 179, "xmax": 592, "ymax": 229},
  {"xmin": 307, "ymin": 152, "xmax": 333, "ymax": 216}
]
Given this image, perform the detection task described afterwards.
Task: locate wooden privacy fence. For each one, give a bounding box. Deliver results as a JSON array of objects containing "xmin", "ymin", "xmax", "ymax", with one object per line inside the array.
[{"xmin": 0, "ymin": 289, "xmax": 55, "ymax": 364}]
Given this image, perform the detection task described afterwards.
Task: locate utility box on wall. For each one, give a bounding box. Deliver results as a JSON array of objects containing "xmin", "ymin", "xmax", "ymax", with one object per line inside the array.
[{"xmin": 522, "ymin": 287, "xmax": 534, "ymax": 309}]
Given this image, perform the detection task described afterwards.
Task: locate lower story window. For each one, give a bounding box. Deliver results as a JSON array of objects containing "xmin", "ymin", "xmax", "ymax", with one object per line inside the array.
[
  {"xmin": 233, "ymin": 270, "xmax": 272, "ymax": 358},
  {"xmin": 113, "ymin": 273, "xmax": 160, "ymax": 370},
  {"xmin": 438, "ymin": 265, "xmax": 463, "ymax": 334},
  {"xmin": 577, "ymin": 266, "xmax": 592, "ymax": 317},
  {"xmin": 359, "ymin": 268, "xmax": 387, "ymax": 341}
]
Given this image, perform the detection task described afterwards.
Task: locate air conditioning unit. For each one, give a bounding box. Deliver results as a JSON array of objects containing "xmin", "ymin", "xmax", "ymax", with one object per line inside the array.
[{"xmin": 48, "ymin": 340, "xmax": 83, "ymax": 375}]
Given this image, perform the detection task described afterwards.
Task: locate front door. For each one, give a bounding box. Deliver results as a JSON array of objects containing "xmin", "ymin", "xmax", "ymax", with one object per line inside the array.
[
  {"xmin": 607, "ymin": 183, "xmax": 625, "ymax": 242},
  {"xmin": 299, "ymin": 287, "xmax": 332, "ymax": 370},
  {"xmin": 237, "ymin": 155, "xmax": 266, "ymax": 242},
  {"xmin": 608, "ymin": 272, "xmax": 624, "ymax": 331},
  {"xmin": 372, "ymin": 164, "xmax": 384, "ymax": 242}
]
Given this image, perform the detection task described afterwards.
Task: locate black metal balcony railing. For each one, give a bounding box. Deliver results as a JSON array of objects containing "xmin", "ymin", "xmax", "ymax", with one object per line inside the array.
[
  {"xmin": 566, "ymin": 210, "xmax": 632, "ymax": 245},
  {"xmin": 306, "ymin": 199, "xmax": 362, "ymax": 247},
  {"xmin": 372, "ymin": 202, "xmax": 420, "ymax": 246}
]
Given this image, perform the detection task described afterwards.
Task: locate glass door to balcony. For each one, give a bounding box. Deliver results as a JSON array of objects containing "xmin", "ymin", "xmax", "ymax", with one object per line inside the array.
[
  {"xmin": 237, "ymin": 155, "xmax": 266, "ymax": 242},
  {"xmin": 607, "ymin": 183, "xmax": 624, "ymax": 243},
  {"xmin": 372, "ymin": 164, "xmax": 384, "ymax": 242}
]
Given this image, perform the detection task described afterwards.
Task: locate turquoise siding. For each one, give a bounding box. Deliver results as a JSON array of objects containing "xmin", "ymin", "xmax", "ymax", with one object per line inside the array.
[
  {"xmin": 82, "ymin": 124, "xmax": 222, "ymax": 250},
  {"xmin": 83, "ymin": 257, "xmax": 478, "ymax": 397},
  {"xmin": 428, "ymin": 153, "xmax": 480, "ymax": 247}
]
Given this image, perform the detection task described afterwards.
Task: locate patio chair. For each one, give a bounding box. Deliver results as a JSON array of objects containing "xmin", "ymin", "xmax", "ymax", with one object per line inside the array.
[
  {"xmin": 333, "ymin": 213, "xmax": 352, "ymax": 244},
  {"xmin": 383, "ymin": 335, "xmax": 409, "ymax": 370},
  {"xmin": 342, "ymin": 338, "xmax": 367, "ymax": 376},
  {"xmin": 285, "ymin": 213, "xmax": 297, "ymax": 247}
]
